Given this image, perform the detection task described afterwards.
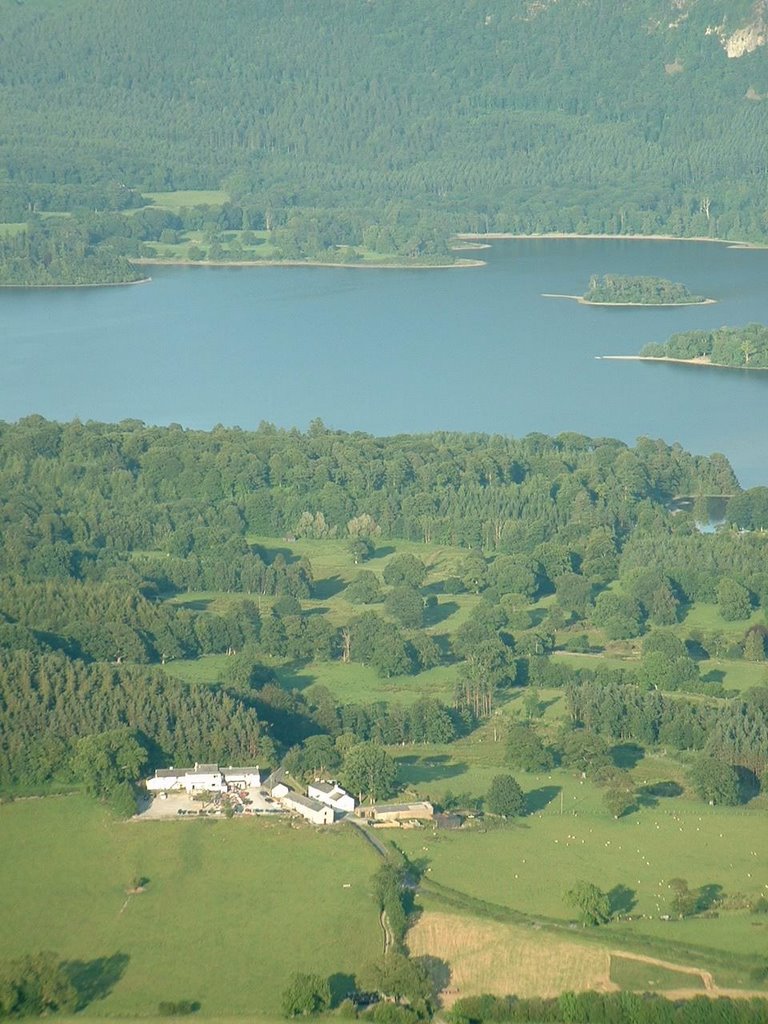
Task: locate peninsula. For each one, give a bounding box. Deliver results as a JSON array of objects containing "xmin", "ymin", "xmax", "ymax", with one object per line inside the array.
[{"xmin": 602, "ymin": 323, "xmax": 768, "ymax": 370}]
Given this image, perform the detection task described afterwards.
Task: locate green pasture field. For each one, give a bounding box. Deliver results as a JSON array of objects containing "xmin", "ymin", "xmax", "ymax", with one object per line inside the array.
[
  {"xmin": 163, "ymin": 653, "xmax": 231, "ymax": 687},
  {"xmin": 609, "ymin": 956, "xmax": 706, "ymax": 991},
  {"xmin": 677, "ymin": 601, "xmax": 765, "ymax": 635},
  {"xmin": 275, "ymin": 660, "xmax": 461, "ymax": 705},
  {"xmin": 553, "ymin": 648, "xmax": 768, "ymax": 695},
  {"xmin": 396, "ymin": 774, "xmax": 768, "ymax": 974},
  {"xmin": 392, "ymin": 717, "xmax": 691, "ymax": 802},
  {"xmin": 0, "ymin": 222, "xmax": 26, "ymax": 237},
  {"xmin": 698, "ymin": 658, "xmax": 768, "ymax": 692},
  {"xmin": 0, "ymin": 797, "xmax": 380, "ymax": 1018}
]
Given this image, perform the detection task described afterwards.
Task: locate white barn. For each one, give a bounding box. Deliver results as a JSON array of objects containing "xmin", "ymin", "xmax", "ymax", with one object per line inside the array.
[
  {"xmin": 307, "ymin": 781, "xmax": 355, "ymax": 813},
  {"xmin": 281, "ymin": 791, "xmax": 334, "ymax": 825},
  {"xmin": 222, "ymin": 766, "xmax": 261, "ymax": 788}
]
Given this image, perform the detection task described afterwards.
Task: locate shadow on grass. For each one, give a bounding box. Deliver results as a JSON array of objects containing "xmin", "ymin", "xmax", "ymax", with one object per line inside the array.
[
  {"xmin": 273, "ymin": 666, "xmax": 317, "ymax": 692},
  {"xmin": 172, "ymin": 598, "xmax": 214, "ymax": 612},
  {"xmin": 64, "ymin": 953, "xmax": 130, "ymax": 1010},
  {"xmin": 312, "ymin": 576, "xmax": 347, "ymax": 600},
  {"xmin": 637, "ymin": 780, "xmax": 683, "ymax": 806},
  {"xmin": 701, "ymin": 668, "xmax": 726, "ymax": 685},
  {"xmin": 611, "ymin": 743, "xmax": 645, "ymax": 769},
  {"xmin": 253, "ymin": 543, "xmax": 301, "ymax": 565},
  {"xmin": 328, "ymin": 972, "xmax": 357, "ymax": 1008},
  {"xmin": 423, "ymin": 601, "xmax": 460, "ymax": 627},
  {"xmin": 608, "ymin": 884, "xmax": 637, "ymax": 916},
  {"xmin": 525, "ymin": 785, "xmax": 561, "ymax": 813},
  {"xmin": 370, "ymin": 545, "xmax": 396, "ymax": 559},
  {"xmin": 398, "ymin": 761, "xmax": 469, "ymax": 784},
  {"xmin": 303, "ymin": 604, "xmax": 331, "ymax": 617}
]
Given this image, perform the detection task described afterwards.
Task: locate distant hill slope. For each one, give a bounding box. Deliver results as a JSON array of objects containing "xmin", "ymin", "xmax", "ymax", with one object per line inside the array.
[{"xmin": 1, "ymin": 0, "xmax": 767, "ymax": 239}]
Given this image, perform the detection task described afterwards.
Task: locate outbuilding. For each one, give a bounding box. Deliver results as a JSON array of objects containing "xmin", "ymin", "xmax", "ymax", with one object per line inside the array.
[
  {"xmin": 355, "ymin": 801, "xmax": 434, "ymax": 823},
  {"xmin": 281, "ymin": 791, "xmax": 335, "ymax": 825}
]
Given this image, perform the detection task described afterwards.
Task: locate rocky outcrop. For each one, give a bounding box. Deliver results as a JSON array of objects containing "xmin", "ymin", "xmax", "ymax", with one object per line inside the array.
[{"xmin": 706, "ymin": 1, "xmax": 767, "ymax": 58}]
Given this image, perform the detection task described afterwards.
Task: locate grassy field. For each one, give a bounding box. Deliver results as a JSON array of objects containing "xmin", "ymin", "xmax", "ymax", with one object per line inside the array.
[
  {"xmin": 0, "ymin": 797, "xmax": 381, "ymax": 1018},
  {"xmin": 396, "ymin": 778, "xmax": 768, "ymax": 975},
  {"xmin": 609, "ymin": 955, "xmax": 706, "ymax": 991},
  {"xmin": 0, "ymin": 222, "xmax": 26, "ymax": 237}
]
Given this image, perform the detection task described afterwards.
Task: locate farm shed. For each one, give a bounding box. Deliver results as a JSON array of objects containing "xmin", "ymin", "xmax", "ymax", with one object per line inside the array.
[{"xmin": 355, "ymin": 801, "xmax": 434, "ymax": 823}]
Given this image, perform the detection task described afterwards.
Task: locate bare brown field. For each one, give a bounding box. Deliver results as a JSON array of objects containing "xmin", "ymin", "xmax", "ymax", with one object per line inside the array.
[
  {"xmin": 407, "ymin": 911, "xmax": 612, "ymax": 1005},
  {"xmin": 407, "ymin": 912, "xmax": 767, "ymax": 1005}
]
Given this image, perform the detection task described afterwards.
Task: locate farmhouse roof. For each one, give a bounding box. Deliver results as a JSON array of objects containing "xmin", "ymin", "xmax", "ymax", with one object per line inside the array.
[
  {"xmin": 284, "ymin": 792, "xmax": 326, "ymax": 812},
  {"xmin": 310, "ymin": 780, "xmax": 337, "ymax": 795}
]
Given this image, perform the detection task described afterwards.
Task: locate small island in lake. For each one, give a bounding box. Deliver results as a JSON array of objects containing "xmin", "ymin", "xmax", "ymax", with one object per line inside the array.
[
  {"xmin": 543, "ymin": 273, "xmax": 714, "ymax": 307},
  {"xmin": 602, "ymin": 323, "xmax": 768, "ymax": 370},
  {"xmin": 582, "ymin": 274, "xmax": 711, "ymax": 305}
]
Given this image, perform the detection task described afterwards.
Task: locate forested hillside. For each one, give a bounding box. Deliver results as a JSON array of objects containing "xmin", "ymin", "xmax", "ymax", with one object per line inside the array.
[
  {"xmin": 3, "ymin": 417, "xmax": 764, "ymax": 798},
  {"xmin": 1, "ymin": 0, "xmax": 768, "ymax": 281}
]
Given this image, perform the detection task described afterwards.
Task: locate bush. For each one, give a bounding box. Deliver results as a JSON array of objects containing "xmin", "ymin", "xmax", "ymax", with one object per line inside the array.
[{"xmin": 158, "ymin": 1001, "xmax": 198, "ymax": 1016}]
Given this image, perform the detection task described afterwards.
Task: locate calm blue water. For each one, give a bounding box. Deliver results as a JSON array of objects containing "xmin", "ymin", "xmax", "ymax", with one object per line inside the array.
[{"xmin": 3, "ymin": 238, "xmax": 768, "ymax": 486}]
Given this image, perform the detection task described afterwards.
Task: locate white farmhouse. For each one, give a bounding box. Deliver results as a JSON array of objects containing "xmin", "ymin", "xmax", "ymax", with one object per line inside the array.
[
  {"xmin": 222, "ymin": 766, "xmax": 261, "ymax": 789},
  {"xmin": 146, "ymin": 763, "xmax": 225, "ymax": 794},
  {"xmin": 307, "ymin": 781, "xmax": 355, "ymax": 813},
  {"xmin": 145, "ymin": 763, "xmax": 260, "ymax": 794},
  {"xmin": 281, "ymin": 791, "xmax": 334, "ymax": 825}
]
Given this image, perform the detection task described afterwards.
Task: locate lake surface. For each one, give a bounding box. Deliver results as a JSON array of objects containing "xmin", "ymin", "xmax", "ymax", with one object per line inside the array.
[{"xmin": 3, "ymin": 238, "xmax": 768, "ymax": 486}]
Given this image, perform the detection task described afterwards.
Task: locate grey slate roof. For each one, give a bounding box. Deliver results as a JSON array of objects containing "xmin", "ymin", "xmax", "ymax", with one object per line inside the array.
[
  {"xmin": 309, "ymin": 780, "xmax": 336, "ymax": 795},
  {"xmin": 284, "ymin": 792, "xmax": 328, "ymax": 812}
]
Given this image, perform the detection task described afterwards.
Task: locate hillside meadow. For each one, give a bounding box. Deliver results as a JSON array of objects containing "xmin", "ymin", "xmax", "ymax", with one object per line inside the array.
[{"xmin": 0, "ymin": 797, "xmax": 381, "ymax": 1018}]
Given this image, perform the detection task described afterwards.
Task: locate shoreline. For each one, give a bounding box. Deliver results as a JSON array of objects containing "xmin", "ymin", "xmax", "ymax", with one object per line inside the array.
[
  {"xmin": 456, "ymin": 231, "xmax": 767, "ymax": 250},
  {"xmin": 543, "ymin": 292, "xmax": 716, "ymax": 308},
  {"xmin": 0, "ymin": 275, "xmax": 151, "ymax": 290},
  {"xmin": 132, "ymin": 256, "xmax": 486, "ymax": 271},
  {"xmin": 597, "ymin": 354, "xmax": 768, "ymax": 371}
]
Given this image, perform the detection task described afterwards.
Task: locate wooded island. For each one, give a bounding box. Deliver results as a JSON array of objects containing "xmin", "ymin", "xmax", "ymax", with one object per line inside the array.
[{"xmin": 583, "ymin": 274, "xmax": 709, "ymax": 306}]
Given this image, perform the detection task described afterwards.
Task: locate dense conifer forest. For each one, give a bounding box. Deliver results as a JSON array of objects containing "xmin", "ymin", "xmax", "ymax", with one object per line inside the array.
[{"xmin": 2, "ymin": 1, "xmax": 768, "ymax": 281}]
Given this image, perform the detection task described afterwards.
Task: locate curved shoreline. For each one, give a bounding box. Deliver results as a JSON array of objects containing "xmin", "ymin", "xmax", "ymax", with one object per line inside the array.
[
  {"xmin": 0, "ymin": 275, "xmax": 151, "ymax": 290},
  {"xmin": 597, "ymin": 354, "xmax": 768, "ymax": 371},
  {"xmin": 133, "ymin": 256, "xmax": 486, "ymax": 271},
  {"xmin": 456, "ymin": 231, "xmax": 767, "ymax": 250},
  {"xmin": 543, "ymin": 292, "xmax": 715, "ymax": 307}
]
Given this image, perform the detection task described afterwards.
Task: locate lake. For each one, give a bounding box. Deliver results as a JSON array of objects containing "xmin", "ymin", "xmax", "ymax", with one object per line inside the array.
[{"xmin": 3, "ymin": 238, "xmax": 768, "ymax": 486}]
